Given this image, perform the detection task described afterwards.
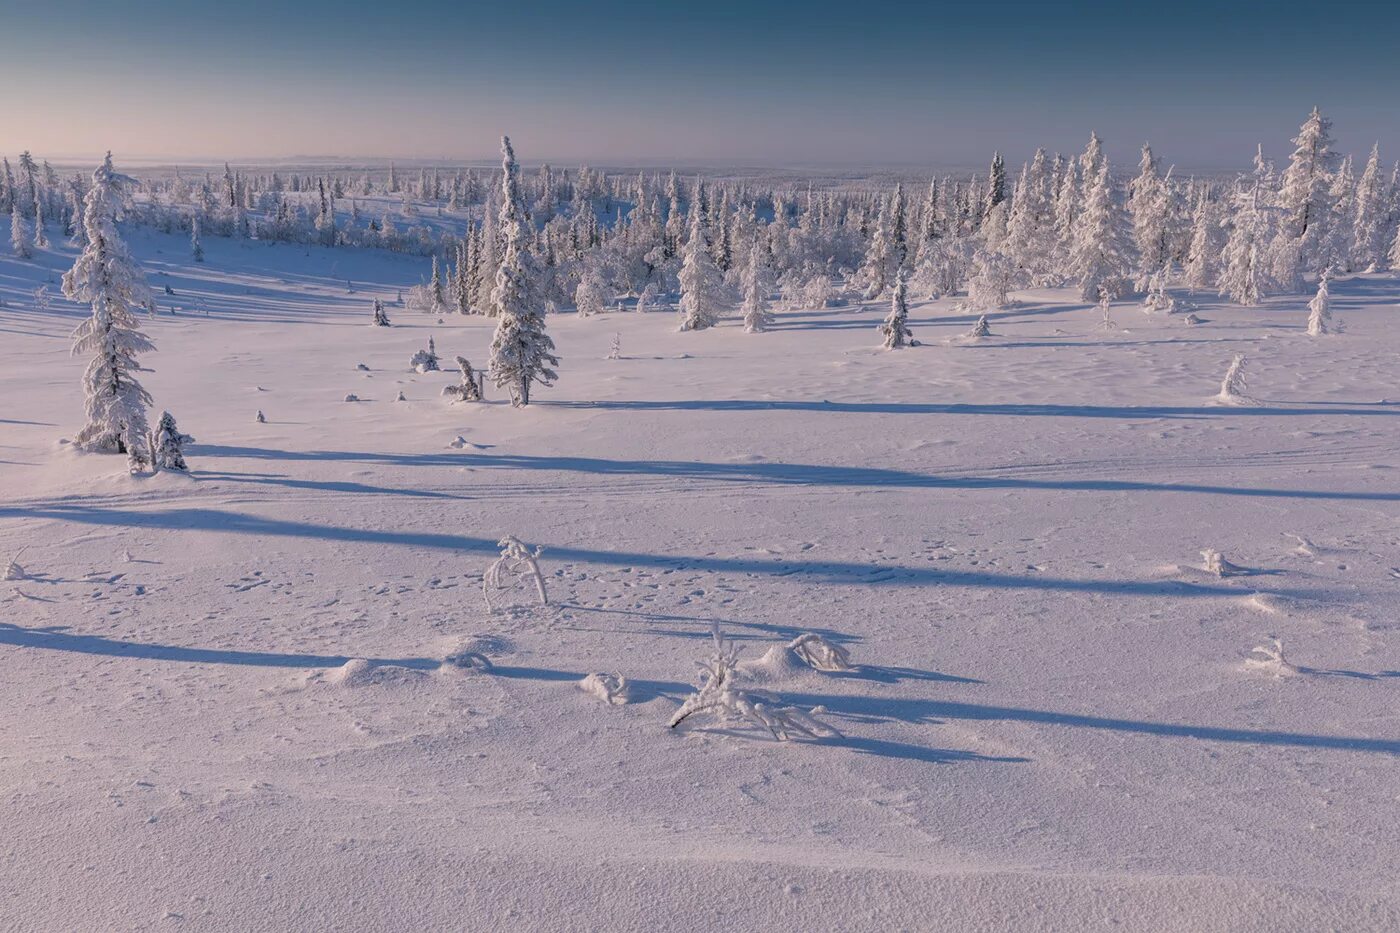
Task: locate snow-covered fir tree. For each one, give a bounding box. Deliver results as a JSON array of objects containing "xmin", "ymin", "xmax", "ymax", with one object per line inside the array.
[
  {"xmin": 372, "ymin": 298, "xmax": 390, "ymax": 326},
  {"xmin": 1069, "ymin": 162, "xmax": 1133, "ymax": 302},
  {"xmin": 11, "ymin": 203, "xmax": 31, "ymax": 258},
  {"xmin": 191, "ymin": 213, "xmax": 204, "ymax": 262},
  {"xmin": 677, "ymin": 204, "xmax": 724, "ymax": 331},
  {"xmin": 1278, "ymin": 107, "xmax": 1339, "ymax": 272},
  {"xmin": 63, "ymin": 153, "xmax": 156, "ymax": 457},
  {"xmin": 1352, "ymin": 144, "xmax": 1387, "ymax": 271},
  {"xmin": 1220, "ymin": 155, "xmax": 1277, "ymax": 306},
  {"xmin": 488, "ymin": 136, "xmax": 558, "ymax": 406},
  {"xmin": 150, "ymin": 410, "xmax": 191, "ymax": 471},
  {"xmin": 741, "ymin": 239, "xmax": 772, "ymax": 333},
  {"xmin": 879, "ymin": 273, "xmax": 913, "ymax": 349},
  {"xmin": 1184, "ymin": 189, "xmax": 1220, "ymax": 290}
]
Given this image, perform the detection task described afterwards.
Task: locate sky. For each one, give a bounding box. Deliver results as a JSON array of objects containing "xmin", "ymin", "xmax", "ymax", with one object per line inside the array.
[{"xmin": 5, "ymin": 0, "xmax": 1400, "ymax": 172}]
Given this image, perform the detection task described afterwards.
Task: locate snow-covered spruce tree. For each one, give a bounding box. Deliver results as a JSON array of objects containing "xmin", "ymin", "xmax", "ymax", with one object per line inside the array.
[
  {"xmin": 1278, "ymin": 107, "xmax": 1339, "ymax": 273},
  {"xmin": 150, "ymin": 410, "xmax": 191, "ymax": 471},
  {"xmin": 372, "ymin": 297, "xmax": 390, "ymax": 326},
  {"xmin": 1306, "ymin": 267, "xmax": 1333, "ymax": 336},
  {"xmin": 574, "ymin": 268, "xmax": 607, "ymax": 317},
  {"xmin": 191, "ymin": 213, "xmax": 204, "ymax": 262},
  {"xmin": 11, "ymin": 203, "xmax": 32, "ymax": 258},
  {"xmin": 1352, "ymin": 144, "xmax": 1387, "ymax": 271},
  {"xmin": 63, "ymin": 153, "xmax": 156, "ymax": 456},
  {"xmin": 880, "ymin": 273, "xmax": 913, "ymax": 349},
  {"xmin": 677, "ymin": 206, "xmax": 724, "ymax": 331},
  {"xmin": 33, "ymin": 198, "xmax": 48, "ymax": 249},
  {"xmin": 442, "ymin": 356, "xmax": 483, "ymax": 402},
  {"xmin": 1184, "ymin": 189, "xmax": 1220, "ymax": 291},
  {"xmin": 741, "ymin": 239, "xmax": 772, "ymax": 333},
  {"xmin": 1220, "ymin": 163, "xmax": 1276, "ymax": 307},
  {"xmin": 966, "ymin": 248, "xmax": 1016, "ymax": 310},
  {"xmin": 1069, "ymin": 162, "xmax": 1134, "ymax": 302},
  {"xmin": 488, "ymin": 136, "xmax": 558, "ymax": 406}
]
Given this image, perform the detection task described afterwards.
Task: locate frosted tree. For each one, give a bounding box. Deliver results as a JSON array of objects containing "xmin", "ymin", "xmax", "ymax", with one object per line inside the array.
[
  {"xmin": 1322, "ymin": 156, "xmax": 1356, "ymax": 272},
  {"xmin": 442, "ymin": 356, "xmax": 483, "ymax": 402},
  {"xmin": 741, "ymin": 239, "xmax": 772, "ymax": 333},
  {"xmin": 858, "ymin": 192, "xmax": 897, "ymax": 299},
  {"xmin": 1278, "ymin": 107, "xmax": 1338, "ymax": 271},
  {"xmin": 10, "ymin": 203, "xmax": 31, "ymax": 258},
  {"xmin": 63, "ymin": 153, "xmax": 155, "ymax": 456},
  {"xmin": 966, "ymin": 248, "xmax": 1016, "ymax": 310},
  {"xmin": 149, "ymin": 410, "xmax": 191, "ymax": 471},
  {"xmin": 1352, "ymin": 144, "xmax": 1387, "ymax": 271},
  {"xmin": 1216, "ymin": 352, "xmax": 1250, "ymax": 404},
  {"xmin": 1132, "ymin": 165, "xmax": 1177, "ymax": 289},
  {"xmin": 969, "ymin": 314, "xmax": 992, "ymax": 338},
  {"xmin": 191, "ymin": 214, "xmax": 204, "ymax": 262},
  {"xmin": 574, "ymin": 269, "xmax": 607, "ymax": 317},
  {"xmin": 1306, "ymin": 267, "xmax": 1333, "ymax": 336},
  {"xmin": 371, "ymin": 298, "xmax": 390, "ymax": 326},
  {"xmin": 33, "ymin": 198, "xmax": 48, "ymax": 249},
  {"xmin": 1183, "ymin": 189, "xmax": 1220, "ymax": 290},
  {"xmin": 677, "ymin": 207, "xmax": 724, "ymax": 331},
  {"xmin": 1220, "ymin": 163, "xmax": 1275, "ymax": 307},
  {"xmin": 488, "ymin": 136, "xmax": 558, "ymax": 406},
  {"xmin": 879, "ymin": 274, "xmax": 913, "ymax": 349},
  {"xmin": 1069, "ymin": 163, "xmax": 1134, "ymax": 302}
]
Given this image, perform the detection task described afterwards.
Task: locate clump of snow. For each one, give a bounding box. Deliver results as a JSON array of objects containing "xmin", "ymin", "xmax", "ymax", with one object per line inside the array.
[
  {"xmin": 343, "ymin": 393, "xmax": 360, "ymax": 402},
  {"xmin": 1201, "ymin": 548, "xmax": 1246, "ymax": 577},
  {"xmin": 578, "ymin": 672, "xmax": 630, "ymax": 705},
  {"xmin": 1244, "ymin": 638, "xmax": 1300, "ymax": 677},
  {"xmin": 787, "ymin": 633, "xmax": 852, "ymax": 672}
]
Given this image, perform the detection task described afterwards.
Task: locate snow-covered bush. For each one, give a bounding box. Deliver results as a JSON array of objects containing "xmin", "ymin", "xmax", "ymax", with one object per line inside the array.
[
  {"xmin": 1306, "ymin": 269, "xmax": 1333, "ymax": 336},
  {"xmin": 787, "ymin": 633, "xmax": 852, "ymax": 672},
  {"xmin": 4, "ymin": 547, "xmax": 28, "ymax": 581},
  {"xmin": 482, "ymin": 535, "xmax": 548, "ymax": 611},
  {"xmin": 410, "ymin": 336, "xmax": 440, "ymax": 373},
  {"xmin": 442, "ymin": 356, "xmax": 483, "ymax": 402}
]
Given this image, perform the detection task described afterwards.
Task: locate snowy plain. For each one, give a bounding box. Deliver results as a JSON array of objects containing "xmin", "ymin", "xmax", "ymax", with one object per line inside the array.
[{"xmin": 3, "ymin": 229, "xmax": 1400, "ymax": 931}]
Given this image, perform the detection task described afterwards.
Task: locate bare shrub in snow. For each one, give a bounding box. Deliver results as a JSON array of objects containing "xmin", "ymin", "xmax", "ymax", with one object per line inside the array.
[
  {"xmin": 482, "ymin": 535, "xmax": 548, "ymax": 611},
  {"xmin": 578, "ymin": 672, "xmax": 630, "ymax": 705},
  {"xmin": 669, "ymin": 624, "xmax": 840, "ymax": 741}
]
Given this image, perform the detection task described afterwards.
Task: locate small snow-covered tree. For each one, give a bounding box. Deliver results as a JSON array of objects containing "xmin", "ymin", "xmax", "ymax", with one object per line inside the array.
[
  {"xmin": 574, "ymin": 269, "xmax": 607, "ymax": 317},
  {"xmin": 410, "ymin": 336, "xmax": 440, "ymax": 372},
  {"xmin": 191, "ymin": 214, "xmax": 204, "ymax": 262},
  {"xmin": 33, "ymin": 198, "xmax": 48, "ymax": 249},
  {"xmin": 482, "ymin": 535, "xmax": 548, "ymax": 610},
  {"xmin": 10, "ymin": 203, "xmax": 31, "ymax": 258},
  {"xmin": 1216, "ymin": 352, "xmax": 1250, "ymax": 404},
  {"xmin": 879, "ymin": 274, "xmax": 913, "ymax": 349},
  {"xmin": 1306, "ymin": 268, "xmax": 1333, "ymax": 336},
  {"xmin": 741, "ymin": 239, "xmax": 772, "ymax": 333},
  {"xmin": 442, "ymin": 356, "xmax": 483, "ymax": 402},
  {"xmin": 488, "ymin": 136, "xmax": 558, "ymax": 406},
  {"xmin": 149, "ymin": 410, "xmax": 191, "ymax": 471},
  {"xmin": 372, "ymin": 298, "xmax": 390, "ymax": 326},
  {"xmin": 677, "ymin": 207, "xmax": 724, "ymax": 331},
  {"xmin": 63, "ymin": 153, "xmax": 155, "ymax": 456},
  {"xmin": 969, "ymin": 314, "xmax": 992, "ymax": 338}
]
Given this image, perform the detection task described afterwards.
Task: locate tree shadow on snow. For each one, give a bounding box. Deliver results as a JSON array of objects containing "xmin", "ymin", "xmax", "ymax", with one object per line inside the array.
[{"xmin": 0, "ymin": 622, "xmax": 438, "ymax": 671}]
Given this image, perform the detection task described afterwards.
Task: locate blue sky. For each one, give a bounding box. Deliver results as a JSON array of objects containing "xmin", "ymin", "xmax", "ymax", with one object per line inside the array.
[{"xmin": 7, "ymin": 0, "xmax": 1398, "ymax": 170}]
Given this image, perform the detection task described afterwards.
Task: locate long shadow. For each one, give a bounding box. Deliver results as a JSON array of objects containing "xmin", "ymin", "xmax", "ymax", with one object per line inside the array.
[
  {"xmin": 187, "ymin": 445, "xmax": 1400, "ymax": 503},
  {"xmin": 0, "ymin": 623, "xmax": 438, "ymax": 670},
  {"xmin": 560, "ymin": 603, "xmax": 859, "ymax": 644},
  {"xmin": 0, "ymin": 503, "xmax": 1333, "ymax": 600},
  {"xmin": 542, "ymin": 399, "xmax": 1400, "ymax": 420},
  {"xmin": 776, "ymin": 690, "xmax": 1400, "ymax": 755},
  {"xmin": 195, "ymin": 470, "xmax": 477, "ymax": 501},
  {"xmin": 829, "ymin": 736, "xmax": 1029, "ymax": 764}
]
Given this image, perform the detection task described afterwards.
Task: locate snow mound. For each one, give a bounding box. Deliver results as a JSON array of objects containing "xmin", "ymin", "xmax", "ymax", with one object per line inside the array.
[
  {"xmin": 324, "ymin": 659, "xmax": 428, "ymax": 687},
  {"xmin": 578, "ymin": 672, "xmax": 630, "ymax": 705}
]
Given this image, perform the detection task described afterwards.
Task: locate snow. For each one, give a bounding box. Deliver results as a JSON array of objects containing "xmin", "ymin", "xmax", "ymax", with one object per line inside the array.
[{"xmin": 4, "ymin": 228, "xmax": 1400, "ymax": 929}]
